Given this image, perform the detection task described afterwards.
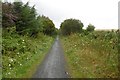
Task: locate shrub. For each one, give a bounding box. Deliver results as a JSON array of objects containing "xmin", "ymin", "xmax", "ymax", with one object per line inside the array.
[
  {"xmin": 86, "ymin": 24, "xmax": 95, "ymax": 32},
  {"xmin": 60, "ymin": 18, "xmax": 83, "ymax": 35}
]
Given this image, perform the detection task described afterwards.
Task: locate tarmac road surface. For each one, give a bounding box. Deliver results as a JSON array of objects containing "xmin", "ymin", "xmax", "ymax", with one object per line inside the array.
[{"xmin": 33, "ymin": 36, "xmax": 68, "ymax": 78}]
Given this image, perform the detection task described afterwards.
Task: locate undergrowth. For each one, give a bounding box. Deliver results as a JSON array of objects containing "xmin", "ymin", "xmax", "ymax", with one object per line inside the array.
[
  {"xmin": 61, "ymin": 30, "xmax": 119, "ymax": 78},
  {"xmin": 2, "ymin": 30, "xmax": 54, "ymax": 78}
]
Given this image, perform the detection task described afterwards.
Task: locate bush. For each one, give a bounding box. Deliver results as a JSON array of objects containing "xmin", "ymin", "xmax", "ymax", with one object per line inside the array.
[
  {"xmin": 60, "ymin": 18, "xmax": 83, "ymax": 35},
  {"xmin": 86, "ymin": 24, "xmax": 95, "ymax": 32},
  {"xmin": 37, "ymin": 16, "xmax": 57, "ymax": 36}
]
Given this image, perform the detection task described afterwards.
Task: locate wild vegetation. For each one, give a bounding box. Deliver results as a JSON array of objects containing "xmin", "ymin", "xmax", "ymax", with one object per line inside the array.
[
  {"xmin": 2, "ymin": 31, "xmax": 54, "ymax": 78},
  {"xmin": 60, "ymin": 18, "xmax": 119, "ymax": 78},
  {"xmin": 1, "ymin": 1, "xmax": 119, "ymax": 78},
  {"xmin": 60, "ymin": 19, "xmax": 84, "ymax": 35},
  {"xmin": 2, "ymin": 2, "xmax": 57, "ymax": 36},
  {"xmin": 2, "ymin": 1, "xmax": 56, "ymax": 78}
]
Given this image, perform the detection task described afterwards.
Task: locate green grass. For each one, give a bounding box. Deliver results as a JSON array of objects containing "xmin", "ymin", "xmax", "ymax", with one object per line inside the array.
[
  {"xmin": 2, "ymin": 32, "xmax": 54, "ymax": 78},
  {"xmin": 61, "ymin": 31, "xmax": 119, "ymax": 78}
]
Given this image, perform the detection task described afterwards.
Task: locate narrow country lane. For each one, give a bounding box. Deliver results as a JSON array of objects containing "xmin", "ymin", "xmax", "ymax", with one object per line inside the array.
[{"xmin": 33, "ymin": 36, "xmax": 68, "ymax": 78}]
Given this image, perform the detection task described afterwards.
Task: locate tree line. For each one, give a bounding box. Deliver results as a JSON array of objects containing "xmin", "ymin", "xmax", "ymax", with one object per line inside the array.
[
  {"xmin": 2, "ymin": 1, "xmax": 95, "ymax": 37},
  {"xmin": 2, "ymin": 2, "xmax": 57, "ymax": 37},
  {"xmin": 60, "ymin": 18, "xmax": 95, "ymax": 35}
]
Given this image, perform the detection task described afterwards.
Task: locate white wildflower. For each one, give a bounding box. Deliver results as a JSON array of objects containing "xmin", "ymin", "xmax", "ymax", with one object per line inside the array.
[
  {"xmin": 9, "ymin": 64, "xmax": 11, "ymax": 67},
  {"xmin": 23, "ymin": 46, "xmax": 26, "ymax": 48},
  {"xmin": 9, "ymin": 58, "xmax": 13, "ymax": 62},
  {"xmin": 20, "ymin": 64, "xmax": 22, "ymax": 66},
  {"xmin": 23, "ymin": 40, "xmax": 24, "ymax": 42},
  {"xmin": 8, "ymin": 72, "xmax": 11, "ymax": 75},
  {"xmin": 82, "ymin": 43, "xmax": 85, "ymax": 46},
  {"xmin": 110, "ymin": 41, "xmax": 112, "ymax": 43},
  {"xmin": 65, "ymin": 72, "xmax": 69, "ymax": 75},
  {"xmin": 17, "ymin": 52, "xmax": 19, "ymax": 55}
]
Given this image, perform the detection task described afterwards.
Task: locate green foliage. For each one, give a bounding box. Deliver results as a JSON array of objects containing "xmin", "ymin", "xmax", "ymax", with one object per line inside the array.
[
  {"xmin": 2, "ymin": 2, "xmax": 57, "ymax": 36},
  {"xmin": 37, "ymin": 16, "xmax": 57, "ymax": 35},
  {"xmin": 13, "ymin": 2, "xmax": 23, "ymax": 13},
  {"xmin": 86, "ymin": 24, "xmax": 95, "ymax": 32},
  {"xmin": 15, "ymin": 2, "xmax": 39, "ymax": 36},
  {"xmin": 61, "ymin": 30, "xmax": 118, "ymax": 78},
  {"xmin": 2, "ymin": 1, "xmax": 56, "ymax": 78},
  {"xmin": 82, "ymin": 29, "xmax": 89, "ymax": 35},
  {"xmin": 60, "ymin": 18, "xmax": 83, "ymax": 35},
  {"xmin": 2, "ymin": 32, "xmax": 54, "ymax": 78}
]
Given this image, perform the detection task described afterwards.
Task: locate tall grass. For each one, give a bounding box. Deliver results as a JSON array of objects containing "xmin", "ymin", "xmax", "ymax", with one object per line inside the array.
[{"xmin": 61, "ymin": 30, "xmax": 119, "ymax": 78}]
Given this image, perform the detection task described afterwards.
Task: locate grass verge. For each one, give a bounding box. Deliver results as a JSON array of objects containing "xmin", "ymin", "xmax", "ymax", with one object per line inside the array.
[{"xmin": 61, "ymin": 31, "xmax": 118, "ymax": 78}]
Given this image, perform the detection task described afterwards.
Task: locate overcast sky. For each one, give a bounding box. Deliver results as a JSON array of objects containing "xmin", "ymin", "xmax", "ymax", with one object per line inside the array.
[{"xmin": 6, "ymin": 0, "xmax": 119, "ymax": 29}]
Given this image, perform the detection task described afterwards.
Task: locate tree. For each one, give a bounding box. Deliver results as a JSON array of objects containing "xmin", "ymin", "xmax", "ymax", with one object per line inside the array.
[
  {"xmin": 2, "ymin": 2, "xmax": 17, "ymax": 29},
  {"xmin": 2, "ymin": 1, "xmax": 57, "ymax": 37},
  {"xmin": 38, "ymin": 15, "xmax": 56, "ymax": 35},
  {"xmin": 86, "ymin": 24, "xmax": 95, "ymax": 32},
  {"xmin": 15, "ymin": 2, "xmax": 39, "ymax": 36},
  {"xmin": 60, "ymin": 18, "xmax": 83, "ymax": 35}
]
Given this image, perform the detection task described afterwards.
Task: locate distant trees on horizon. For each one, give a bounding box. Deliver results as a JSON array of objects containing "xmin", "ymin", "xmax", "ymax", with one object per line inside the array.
[{"xmin": 60, "ymin": 18, "xmax": 95, "ymax": 35}]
